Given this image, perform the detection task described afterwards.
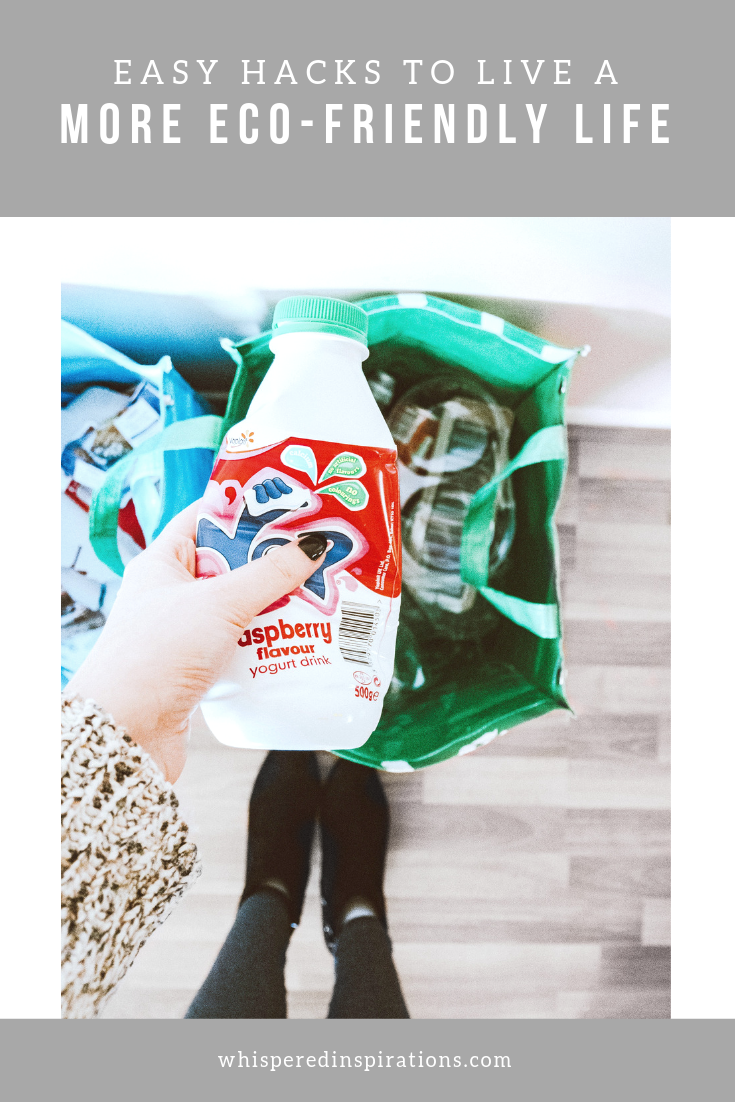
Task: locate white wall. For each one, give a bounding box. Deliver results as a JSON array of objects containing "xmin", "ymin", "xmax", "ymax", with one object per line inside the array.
[{"xmin": 58, "ymin": 216, "xmax": 670, "ymax": 427}]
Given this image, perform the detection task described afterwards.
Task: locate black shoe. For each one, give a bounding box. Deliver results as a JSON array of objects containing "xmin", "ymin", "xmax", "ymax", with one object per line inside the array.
[
  {"xmin": 320, "ymin": 758, "xmax": 389, "ymax": 952},
  {"xmin": 240, "ymin": 751, "xmax": 321, "ymax": 929}
]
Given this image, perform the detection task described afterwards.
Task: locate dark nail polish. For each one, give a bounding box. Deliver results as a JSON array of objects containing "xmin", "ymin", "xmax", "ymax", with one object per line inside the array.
[{"xmin": 297, "ymin": 533, "xmax": 328, "ymax": 561}]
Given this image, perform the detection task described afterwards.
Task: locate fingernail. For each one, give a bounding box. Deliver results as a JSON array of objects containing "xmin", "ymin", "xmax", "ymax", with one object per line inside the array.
[{"xmin": 297, "ymin": 533, "xmax": 328, "ymax": 561}]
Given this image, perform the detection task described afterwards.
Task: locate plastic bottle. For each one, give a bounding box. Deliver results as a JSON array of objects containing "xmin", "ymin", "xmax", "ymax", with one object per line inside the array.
[
  {"xmin": 195, "ymin": 297, "xmax": 402, "ymax": 750},
  {"xmin": 387, "ymin": 378, "xmax": 515, "ymax": 636},
  {"xmin": 364, "ymin": 367, "xmax": 396, "ymax": 411}
]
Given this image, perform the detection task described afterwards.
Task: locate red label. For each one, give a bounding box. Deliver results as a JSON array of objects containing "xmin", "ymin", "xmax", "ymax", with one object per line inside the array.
[{"xmin": 196, "ymin": 437, "xmax": 401, "ymax": 615}]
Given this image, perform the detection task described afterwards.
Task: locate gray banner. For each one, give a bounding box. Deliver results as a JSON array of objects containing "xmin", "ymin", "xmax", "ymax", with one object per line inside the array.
[
  {"xmin": 2, "ymin": 0, "xmax": 731, "ymax": 214},
  {"xmin": 2, "ymin": 1019, "xmax": 729, "ymax": 1099}
]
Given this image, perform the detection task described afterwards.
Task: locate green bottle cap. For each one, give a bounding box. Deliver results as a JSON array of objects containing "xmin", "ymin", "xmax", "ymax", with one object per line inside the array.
[{"xmin": 272, "ymin": 296, "xmax": 369, "ymax": 345}]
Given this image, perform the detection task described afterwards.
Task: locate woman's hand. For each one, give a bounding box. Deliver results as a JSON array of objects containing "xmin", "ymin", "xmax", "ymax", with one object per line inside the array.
[{"xmin": 67, "ymin": 502, "xmax": 327, "ymax": 782}]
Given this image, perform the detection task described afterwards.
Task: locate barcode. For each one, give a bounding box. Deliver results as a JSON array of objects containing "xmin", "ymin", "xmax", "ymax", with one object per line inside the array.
[{"xmin": 338, "ymin": 601, "xmax": 380, "ymax": 665}]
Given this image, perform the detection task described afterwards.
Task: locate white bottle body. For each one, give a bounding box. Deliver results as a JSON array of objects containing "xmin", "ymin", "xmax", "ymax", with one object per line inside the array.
[{"xmin": 195, "ymin": 332, "xmax": 402, "ymax": 750}]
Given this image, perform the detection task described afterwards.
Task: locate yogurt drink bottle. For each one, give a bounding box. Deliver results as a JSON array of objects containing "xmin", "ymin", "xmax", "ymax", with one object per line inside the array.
[{"xmin": 195, "ymin": 296, "xmax": 402, "ymax": 750}]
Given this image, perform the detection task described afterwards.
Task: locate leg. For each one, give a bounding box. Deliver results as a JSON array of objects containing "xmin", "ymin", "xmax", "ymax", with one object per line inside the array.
[
  {"xmin": 328, "ymin": 916, "xmax": 409, "ymax": 1019},
  {"xmin": 185, "ymin": 751, "xmax": 320, "ymax": 1019},
  {"xmin": 321, "ymin": 759, "xmax": 410, "ymax": 1018},
  {"xmin": 186, "ymin": 889, "xmax": 290, "ymax": 1018}
]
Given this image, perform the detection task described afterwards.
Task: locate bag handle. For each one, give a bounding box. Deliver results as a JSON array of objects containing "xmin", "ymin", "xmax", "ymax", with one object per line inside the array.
[
  {"xmin": 89, "ymin": 415, "xmax": 224, "ymax": 576},
  {"xmin": 460, "ymin": 425, "xmax": 567, "ymax": 639}
]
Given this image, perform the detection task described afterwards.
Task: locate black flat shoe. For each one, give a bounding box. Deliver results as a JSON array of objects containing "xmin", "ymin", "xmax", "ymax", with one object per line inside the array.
[
  {"xmin": 240, "ymin": 750, "xmax": 321, "ymax": 929},
  {"xmin": 320, "ymin": 758, "xmax": 389, "ymax": 952}
]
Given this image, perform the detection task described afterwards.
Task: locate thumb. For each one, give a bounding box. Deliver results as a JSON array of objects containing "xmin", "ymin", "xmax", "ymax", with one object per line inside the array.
[{"xmin": 206, "ymin": 533, "xmax": 329, "ymax": 628}]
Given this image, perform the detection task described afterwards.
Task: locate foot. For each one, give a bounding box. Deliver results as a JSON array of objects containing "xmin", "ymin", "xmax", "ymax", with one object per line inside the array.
[
  {"xmin": 320, "ymin": 758, "xmax": 389, "ymax": 952},
  {"xmin": 240, "ymin": 751, "xmax": 321, "ymax": 929}
]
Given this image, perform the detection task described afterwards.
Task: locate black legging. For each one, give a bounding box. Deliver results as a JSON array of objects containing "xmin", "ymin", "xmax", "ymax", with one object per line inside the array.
[{"xmin": 185, "ymin": 889, "xmax": 409, "ymax": 1019}]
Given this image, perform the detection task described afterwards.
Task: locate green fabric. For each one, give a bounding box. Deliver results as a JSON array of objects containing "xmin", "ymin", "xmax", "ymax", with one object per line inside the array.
[
  {"xmin": 461, "ymin": 425, "xmax": 567, "ymax": 637},
  {"xmin": 89, "ymin": 415, "xmax": 224, "ymax": 576},
  {"xmin": 476, "ymin": 586, "xmax": 560, "ymax": 640},
  {"xmin": 224, "ymin": 294, "xmax": 582, "ymax": 770}
]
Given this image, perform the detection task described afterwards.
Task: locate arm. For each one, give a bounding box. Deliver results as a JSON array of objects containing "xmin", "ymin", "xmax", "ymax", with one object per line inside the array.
[
  {"xmin": 62, "ymin": 503, "xmax": 327, "ymax": 1017},
  {"xmin": 61, "ymin": 693, "xmax": 199, "ymax": 1019}
]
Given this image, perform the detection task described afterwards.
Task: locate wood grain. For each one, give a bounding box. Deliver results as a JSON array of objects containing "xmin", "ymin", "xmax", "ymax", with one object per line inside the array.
[
  {"xmin": 574, "ymin": 522, "xmax": 670, "ymax": 576},
  {"xmin": 565, "ymin": 666, "xmax": 670, "ymax": 715},
  {"xmin": 641, "ymin": 897, "xmax": 671, "ymax": 947},
  {"xmin": 562, "ymin": 622, "xmax": 670, "ymax": 667},
  {"xmin": 578, "ymin": 441, "xmax": 671, "ymax": 481},
  {"xmin": 579, "ymin": 479, "xmax": 671, "ymax": 526}
]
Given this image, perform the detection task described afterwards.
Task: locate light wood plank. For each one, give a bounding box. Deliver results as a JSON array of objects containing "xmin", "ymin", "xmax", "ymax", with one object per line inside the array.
[
  {"xmin": 556, "ymin": 523, "xmax": 577, "ymax": 572},
  {"xmin": 641, "ymin": 897, "xmax": 671, "ymax": 946},
  {"xmin": 570, "ymin": 856, "xmax": 670, "ymax": 896},
  {"xmin": 567, "ymin": 760, "xmax": 670, "ymax": 810},
  {"xmin": 565, "ymin": 715, "xmax": 659, "ymax": 760},
  {"xmin": 657, "ymin": 715, "xmax": 671, "ymax": 764},
  {"xmin": 575, "ymin": 521, "xmax": 670, "ymax": 577},
  {"xmin": 385, "ymin": 851, "xmax": 570, "ymax": 901},
  {"xmin": 563, "ymin": 621, "xmax": 670, "ymax": 667},
  {"xmin": 555, "ymin": 473, "xmax": 580, "ymax": 526},
  {"xmin": 385, "ymin": 896, "xmax": 643, "ymax": 945},
  {"xmin": 423, "ymin": 754, "xmax": 669, "ymax": 810},
  {"xmin": 423, "ymin": 756, "xmax": 570, "ymax": 808},
  {"xmin": 579, "ymin": 478, "xmax": 671, "ymax": 526},
  {"xmin": 556, "ymin": 987, "xmax": 669, "ymax": 1019},
  {"xmin": 563, "ymin": 809, "xmax": 670, "ymax": 853},
  {"xmin": 565, "ymin": 665, "xmax": 670, "ymax": 714},
  {"xmin": 284, "ymin": 991, "xmax": 333, "ymax": 1019},
  {"xmin": 100, "ymin": 937, "xmax": 223, "ymax": 992},
  {"xmin": 578, "ymin": 441, "xmax": 670, "ymax": 481},
  {"xmin": 393, "ymin": 942, "xmax": 601, "ymax": 995},
  {"xmin": 599, "ymin": 945, "xmax": 670, "ymax": 987},
  {"xmin": 569, "ymin": 427, "xmax": 670, "ymax": 447},
  {"xmin": 102, "ymin": 987, "xmax": 196, "ymax": 1019},
  {"xmin": 389, "ymin": 804, "xmax": 566, "ymax": 851},
  {"xmin": 562, "ymin": 573, "xmax": 670, "ymax": 623}
]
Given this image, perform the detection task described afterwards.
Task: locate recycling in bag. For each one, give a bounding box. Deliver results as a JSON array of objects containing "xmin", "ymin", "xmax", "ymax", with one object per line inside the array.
[
  {"xmin": 60, "ymin": 320, "xmax": 218, "ymax": 685},
  {"xmin": 219, "ymin": 294, "xmax": 585, "ymax": 770}
]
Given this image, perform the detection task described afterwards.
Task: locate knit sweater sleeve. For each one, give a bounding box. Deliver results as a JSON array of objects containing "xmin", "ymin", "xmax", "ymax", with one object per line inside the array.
[{"xmin": 61, "ymin": 693, "xmax": 201, "ymax": 1019}]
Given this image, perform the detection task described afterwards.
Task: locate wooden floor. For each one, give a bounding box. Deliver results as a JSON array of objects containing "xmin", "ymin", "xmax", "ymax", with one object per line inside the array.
[{"xmin": 102, "ymin": 425, "xmax": 671, "ymax": 1020}]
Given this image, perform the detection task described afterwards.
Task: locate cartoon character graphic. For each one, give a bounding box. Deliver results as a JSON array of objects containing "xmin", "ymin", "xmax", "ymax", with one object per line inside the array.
[{"xmin": 196, "ymin": 467, "xmax": 367, "ymax": 615}]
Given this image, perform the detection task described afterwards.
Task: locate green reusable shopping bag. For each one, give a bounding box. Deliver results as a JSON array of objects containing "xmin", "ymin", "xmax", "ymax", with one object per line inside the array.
[{"xmin": 221, "ymin": 294, "xmax": 584, "ymax": 772}]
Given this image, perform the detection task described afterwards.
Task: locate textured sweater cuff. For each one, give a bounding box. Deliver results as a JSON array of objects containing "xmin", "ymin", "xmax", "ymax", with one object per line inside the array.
[{"xmin": 61, "ymin": 693, "xmax": 200, "ymax": 1018}]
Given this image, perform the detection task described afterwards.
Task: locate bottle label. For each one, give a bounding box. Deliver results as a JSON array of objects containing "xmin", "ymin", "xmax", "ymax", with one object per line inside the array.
[{"xmin": 195, "ymin": 436, "xmax": 401, "ymax": 744}]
